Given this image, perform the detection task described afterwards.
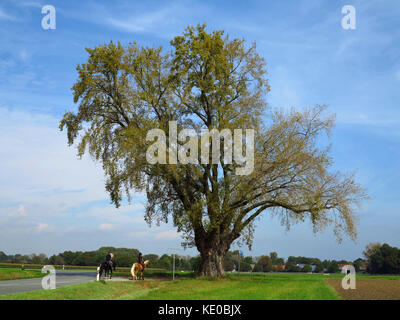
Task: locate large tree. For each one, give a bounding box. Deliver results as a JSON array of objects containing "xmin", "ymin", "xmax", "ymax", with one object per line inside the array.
[{"xmin": 60, "ymin": 25, "xmax": 366, "ymax": 277}]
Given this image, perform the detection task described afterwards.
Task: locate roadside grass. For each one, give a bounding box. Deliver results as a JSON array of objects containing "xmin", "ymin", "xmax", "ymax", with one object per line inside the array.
[
  {"xmin": 0, "ymin": 268, "xmax": 45, "ymax": 281},
  {"xmin": 0, "ymin": 273, "xmax": 340, "ymax": 300},
  {"xmin": 0, "ymin": 281, "xmax": 158, "ymax": 300},
  {"xmin": 139, "ymin": 274, "xmax": 340, "ymax": 300}
]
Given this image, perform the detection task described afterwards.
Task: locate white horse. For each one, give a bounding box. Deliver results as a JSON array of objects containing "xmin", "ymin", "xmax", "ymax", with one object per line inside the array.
[{"xmin": 131, "ymin": 260, "xmax": 150, "ymax": 280}]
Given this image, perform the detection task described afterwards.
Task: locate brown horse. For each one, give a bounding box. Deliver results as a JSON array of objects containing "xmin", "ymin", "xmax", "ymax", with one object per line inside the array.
[
  {"xmin": 99, "ymin": 261, "xmax": 116, "ymax": 279},
  {"xmin": 131, "ymin": 260, "xmax": 150, "ymax": 280}
]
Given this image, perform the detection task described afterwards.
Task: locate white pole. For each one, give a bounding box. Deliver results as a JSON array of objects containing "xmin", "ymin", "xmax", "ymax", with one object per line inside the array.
[
  {"xmin": 168, "ymin": 248, "xmax": 180, "ymax": 280},
  {"xmin": 96, "ymin": 266, "xmax": 100, "ymax": 281}
]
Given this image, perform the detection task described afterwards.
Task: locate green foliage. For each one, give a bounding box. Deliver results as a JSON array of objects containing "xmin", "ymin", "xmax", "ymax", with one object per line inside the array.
[
  {"xmin": 314, "ymin": 263, "xmax": 324, "ymax": 273},
  {"xmin": 252, "ymin": 263, "xmax": 263, "ymax": 272},
  {"xmin": 0, "ymin": 252, "xmax": 48, "ymax": 265},
  {"xmin": 269, "ymin": 252, "xmax": 278, "ymax": 263},
  {"xmin": 285, "ymin": 263, "xmax": 301, "ymax": 272},
  {"xmin": 302, "ymin": 264, "xmax": 312, "ymax": 273},
  {"xmin": 256, "ymin": 255, "xmax": 273, "ymax": 272},
  {"xmin": 327, "ymin": 262, "xmax": 340, "ymax": 273},
  {"xmin": 368, "ymin": 243, "xmax": 400, "ymax": 274},
  {"xmin": 223, "ymin": 259, "xmax": 235, "ymax": 271},
  {"xmin": 0, "ymin": 251, "xmax": 7, "ymax": 261},
  {"xmin": 352, "ymin": 258, "xmax": 365, "ymax": 272},
  {"xmin": 287, "ymin": 256, "xmax": 322, "ymax": 266},
  {"xmin": 189, "ymin": 256, "xmax": 201, "ymax": 271},
  {"xmin": 239, "ymin": 262, "xmax": 252, "ymax": 272},
  {"xmin": 244, "ymin": 256, "xmax": 254, "ymax": 264}
]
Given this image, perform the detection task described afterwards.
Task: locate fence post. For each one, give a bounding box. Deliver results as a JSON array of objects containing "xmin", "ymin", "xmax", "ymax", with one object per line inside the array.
[{"xmin": 96, "ymin": 266, "xmax": 100, "ymax": 281}]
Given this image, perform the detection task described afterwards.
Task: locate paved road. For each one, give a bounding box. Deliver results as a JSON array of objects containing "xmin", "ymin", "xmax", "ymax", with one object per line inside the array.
[{"xmin": 0, "ymin": 270, "xmax": 97, "ymax": 296}]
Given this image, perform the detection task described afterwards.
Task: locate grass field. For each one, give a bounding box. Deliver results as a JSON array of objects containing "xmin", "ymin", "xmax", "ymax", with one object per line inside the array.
[
  {"xmin": 0, "ymin": 273, "xmax": 340, "ymax": 300},
  {"xmin": 0, "ymin": 268, "xmax": 45, "ymax": 281}
]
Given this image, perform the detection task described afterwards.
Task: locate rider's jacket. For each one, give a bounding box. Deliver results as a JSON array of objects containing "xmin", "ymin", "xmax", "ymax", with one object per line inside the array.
[
  {"xmin": 106, "ymin": 253, "xmax": 112, "ymax": 262},
  {"xmin": 138, "ymin": 254, "xmax": 144, "ymax": 264}
]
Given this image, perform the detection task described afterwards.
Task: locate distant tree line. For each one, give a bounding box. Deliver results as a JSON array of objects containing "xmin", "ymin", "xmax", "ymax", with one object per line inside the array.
[{"xmin": 0, "ymin": 247, "xmax": 194, "ymax": 271}]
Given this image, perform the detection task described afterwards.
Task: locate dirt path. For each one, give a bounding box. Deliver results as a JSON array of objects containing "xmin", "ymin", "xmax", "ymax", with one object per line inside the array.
[{"xmin": 325, "ymin": 279, "xmax": 400, "ymax": 300}]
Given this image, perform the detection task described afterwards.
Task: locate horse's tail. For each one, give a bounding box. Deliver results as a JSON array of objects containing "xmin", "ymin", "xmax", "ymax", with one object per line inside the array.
[{"xmin": 131, "ymin": 263, "xmax": 137, "ymax": 277}]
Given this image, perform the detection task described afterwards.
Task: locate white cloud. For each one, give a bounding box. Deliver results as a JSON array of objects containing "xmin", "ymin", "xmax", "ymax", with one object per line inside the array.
[
  {"xmin": 106, "ymin": 5, "xmax": 177, "ymax": 33},
  {"xmin": 9, "ymin": 205, "xmax": 27, "ymax": 217},
  {"xmin": 36, "ymin": 222, "xmax": 49, "ymax": 232},
  {"xmin": 129, "ymin": 231, "xmax": 149, "ymax": 239},
  {"xmin": 155, "ymin": 230, "xmax": 180, "ymax": 240},
  {"xmin": 0, "ymin": 8, "xmax": 15, "ymax": 21},
  {"xmin": 99, "ymin": 223, "xmax": 117, "ymax": 231},
  {"xmin": 17, "ymin": 2, "xmax": 43, "ymax": 9},
  {"xmin": 129, "ymin": 229, "xmax": 180, "ymax": 240}
]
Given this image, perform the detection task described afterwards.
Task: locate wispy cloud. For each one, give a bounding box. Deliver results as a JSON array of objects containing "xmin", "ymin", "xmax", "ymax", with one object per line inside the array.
[
  {"xmin": 129, "ymin": 229, "xmax": 180, "ymax": 240},
  {"xmin": 9, "ymin": 205, "xmax": 27, "ymax": 218},
  {"xmin": 155, "ymin": 230, "xmax": 180, "ymax": 240},
  {"xmin": 0, "ymin": 7, "xmax": 15, "ymax": 21},
  {"xmin": 99, "ymin": 223, "xmax": 117, "ymax": 231},
  {"xmin": 36, "ymin": 222, "xmax": 50, "ymax": 232},
  {"xmin": 59, "ymin": 0, "xmax": 208, "ymax": 38},
  {"xmin": 106, "ymin": 6, "xmax": 176, "ymax": 33},
  {"xmin": 17, "ymin": 1, "xmax": 42, "ymax": 9}
]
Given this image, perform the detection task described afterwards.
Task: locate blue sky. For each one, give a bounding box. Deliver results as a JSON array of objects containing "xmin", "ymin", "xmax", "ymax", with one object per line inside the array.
[{"xmin": 0, "ymin": 0, "xmax": 399, "ymax": 261}]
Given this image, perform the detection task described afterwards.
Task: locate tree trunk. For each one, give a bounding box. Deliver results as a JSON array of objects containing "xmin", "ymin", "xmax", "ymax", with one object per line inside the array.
[
  {"xmin": 196, "ymin": 236, "xmax": 231, "ymax": 277},
  {"xmin": 198, "ymin": 250, "xmax": 225, "ymax": 277}
]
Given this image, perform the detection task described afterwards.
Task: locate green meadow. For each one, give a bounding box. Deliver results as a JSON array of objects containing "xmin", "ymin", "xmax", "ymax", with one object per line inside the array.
[
  {"xmin": 0, "ymin": 273, "xmax": 340, "ymax": 300},
  {"xmin": 0, "ymin": 268, "xmax": 44, "ymax": 281}
]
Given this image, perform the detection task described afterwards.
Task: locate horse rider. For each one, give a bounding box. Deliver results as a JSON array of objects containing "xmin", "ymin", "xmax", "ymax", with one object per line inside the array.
[
  {"xmin": 106, "ymin": 251, "xmax": 114, "ymax": 269},
  {"xmin": 138, "ymin": 252, "xmax": 145, "ymax": 271}
]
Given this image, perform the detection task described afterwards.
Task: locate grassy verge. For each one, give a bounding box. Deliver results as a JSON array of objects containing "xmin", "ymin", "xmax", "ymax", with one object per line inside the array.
[
  {"xmin": 0, "ymin": 273, "xmax": 340, "ymax": 300},
  {"xmin": 0, "ymin": 268, "xmax": 45, "ymax": 281}
]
